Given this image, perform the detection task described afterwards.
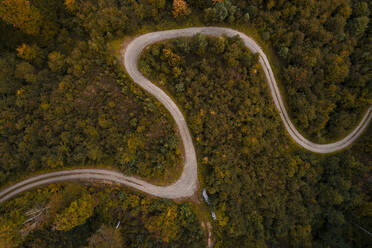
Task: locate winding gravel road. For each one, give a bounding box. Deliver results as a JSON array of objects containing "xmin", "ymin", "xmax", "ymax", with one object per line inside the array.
[{"xmin": 0, "ymin": 27, "xmax": 370, "ymax": 204}]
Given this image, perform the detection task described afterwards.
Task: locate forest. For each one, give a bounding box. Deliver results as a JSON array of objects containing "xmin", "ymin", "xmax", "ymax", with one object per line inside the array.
[
  {"xmin": 139, "ymin": 34, "xmax": 371, "ymax": 247},
  {"xmin": 0, "ymin": 183, "xmax": 205, "ymax": 247},
  {"xmin": 200, "ymin": 0, "xmax": 372, "ymax": 142},
  {"xmin": 0, "ymin": 0, "xmax": 183, "ymax": 186},
  {"xmin": 0, "ymin": 0, "xmax": 371, "ymax": 247}
]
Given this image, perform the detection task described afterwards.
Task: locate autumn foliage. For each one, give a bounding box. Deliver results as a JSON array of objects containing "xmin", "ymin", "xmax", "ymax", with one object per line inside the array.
[
  {"xmin": 16, "ymin": 43, "xmax": 37, "ymax": 61},
  {"xmin": 172, "ymin": 0, "xmax": 191, "ymax": 18},
  {"xmin": 65, "ymin": 0, "xmax": 77, "ymax": 11},
  {"xmin": 145, "ymin": 205, "xmax": 179, "ymax": 242},
  {"xmin": 54, "ymin": 193, "xmax": 95, "ymax": 231},
  {"xmin": 0, "ymin": 0, "xmax": 42, "ymax": 34}
]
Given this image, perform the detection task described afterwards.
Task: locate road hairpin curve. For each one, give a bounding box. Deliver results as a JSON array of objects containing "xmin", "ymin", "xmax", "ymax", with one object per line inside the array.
[{"xmin": 0, "ymin": 27, "xmax": 370, "ymax": 204}]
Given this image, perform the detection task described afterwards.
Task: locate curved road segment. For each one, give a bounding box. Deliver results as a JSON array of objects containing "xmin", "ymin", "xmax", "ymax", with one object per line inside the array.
[{"xmin": 0, "ymin": 27, "xmax": 371, "ymax": 203}]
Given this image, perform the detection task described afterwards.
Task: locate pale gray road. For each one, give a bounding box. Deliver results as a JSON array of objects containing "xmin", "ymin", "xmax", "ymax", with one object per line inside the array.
[{"xmin": 0, "ymin": 27, "xmax": 370, "ymax": 203}]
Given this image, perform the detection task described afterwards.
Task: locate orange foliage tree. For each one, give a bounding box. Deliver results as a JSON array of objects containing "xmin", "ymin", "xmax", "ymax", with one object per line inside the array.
[{"xmin": 172, "ymin": 0, "xmax": 191, "ymax": 18}]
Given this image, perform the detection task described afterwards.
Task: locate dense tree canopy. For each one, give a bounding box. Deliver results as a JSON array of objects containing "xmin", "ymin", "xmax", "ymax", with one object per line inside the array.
[
  {"xmin": 236, "ymin": 0, "xmax": 371, "ymax": 142},
  {"xmin": 0, "ymin": 0, "xmax": 42, "ymax": 35},
  {"xmin": 0, "ymin": 183, "xmax": 205, "ymax": 247},
  {"xmin": 0, "ymin": 0, "xmax": 183, "ymax": 186},
  {"xmin": 140, "ymin": 34, "xmax": 371, "ymax": 247},
  {"xmin": 0, "ymin": 0, "xmax": 371, "ymax": 247}
]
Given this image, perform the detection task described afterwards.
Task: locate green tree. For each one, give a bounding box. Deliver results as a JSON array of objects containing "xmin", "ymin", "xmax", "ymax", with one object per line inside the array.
[
  {"xmin": 279, "ymin": 47, "xmax": 289, "ymax": 58},
  {"xmin": 15, "ymin": 61, "xmax": 36, "ymax": 83},
  {"xmin": 191, "ymin": 33, "xmax": 208, "ymax": 56},
  {"xmin": 349, "ymin": 16, "xmax": 369, "ymax": 36},
  {"xmin": 48, "ymin": 51, "xmax": 66, "ymax": 73}
]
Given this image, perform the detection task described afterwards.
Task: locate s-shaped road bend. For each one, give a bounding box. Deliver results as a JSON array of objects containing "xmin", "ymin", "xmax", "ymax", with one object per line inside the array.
[{"xmin": 0, "ymin": 27, "xmax": 371, "ymax": 204}]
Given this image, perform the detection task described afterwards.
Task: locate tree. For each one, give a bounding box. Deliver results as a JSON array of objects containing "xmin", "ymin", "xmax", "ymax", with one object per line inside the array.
[
  {"xmin": 16, "ymin": 43, "xmax": 44, "ymax": 66},
  {"xmin": 352, "ymin": 2, "xmax": 370, "ymax": 17},
  {"xmin": 0, "ymin": 210, "xmax": 24, "ymax": 248},
  {"xmin": 15, "ymin": 61, "xmax": 36, "ymax": 83},
  {"xmin": 210, "ymin": 36, "xmax": 226, "ymax": 54},
  {"xmin": 0, "ymin": 0, "xmax": 42, "ymax": 35},
  {"xmin": 279, "ymin": 47, "xmax": 289, "ymax": 58},
  {"xmin": 48, "ymin": 51, "xmax": 66, "ymax": 73},
  {"xmin": 0, "ymin": 53, "xmax": 21, "ymax": 94},
  {"xmin": 172, "ymin": 0, "xmax": 191, "ymax": 18},
  {"xmin": 54, "ymin": 193, "xmax": 95, "ymax": 231},
  {"xmin": 162, "ymin": 48, "xmax": 180, "ymax": 67},
  {"xmin": 325, "ymin": 54, "xmax": 349, "ymax": 84},
  {"xmin": 191, "ymin": 33, "xmax": 208, "ymax": 56},
  {"xmin": 65, "ymin": 0, "xmax": 77, "ymax": 12},
  {"xmin": 247, "ymin": 5, "xmax": 258, "ymax": 18},
  {"xmin": 349, "ymin": 16, "xmax": 369, "ymax": 37},
  {"xmin": 243, "ymin": 12, "xmax": 250, "ymax": 23},
  {"xmin": 145, "ymin": 205, "xmax": 179, "ymax": 242},
  {"xmin": 214, "ymin": 1, "xmax": 228, "ymax": 21},
  {"xmin": 0, "ymin": 222, "xmax": 18, "ymax": 248},
  {"xmin": 204, "ymin": 0, "xmax": 238, "ymax": 23},
  {"xmin": 261, "ymin": 31, "xmax": 270, "ymax": 41},
  {"xmin": 16, "ymin": 43, "xmax": 36, "ymax": 61},
  {"xmin": 86, "ymin": 225, "xmax": 123, "ymax": 248}
]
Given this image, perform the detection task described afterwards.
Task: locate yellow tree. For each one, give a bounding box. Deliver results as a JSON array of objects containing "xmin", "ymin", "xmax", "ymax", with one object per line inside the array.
[
  {"xmin": 162, "ymin": 48, "xmax": 180, "ymax": 66},
  {"xmin": 145, "ymin": 205, "xmax": 179, "ymax": 242},
  {"xmin": 16, "ymin": 43, "xmax": 40, "ymax": 62},
  {"xmin": 54, "ymin": 193, "xmax": 95, "ymax": 231},
  {"xmin": 0, "ymin": 0, "xmax": 42, "ymax": 35},
  {"xmin": 65, "ymin": 0, "xmax": 77, "ymax": 12},
  {"xmin": 0, "ymin": 210, "xmax": 24, "ymax": 248},
  {"xmin": 172, "ymin": 0, "xmax": 191, "ymax": 18}
]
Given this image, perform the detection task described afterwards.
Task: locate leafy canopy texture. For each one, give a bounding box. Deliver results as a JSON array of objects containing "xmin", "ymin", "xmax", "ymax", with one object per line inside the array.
[
  {"xmin": 0, "ymin": 0, "xmax": 42, "ymax": 35},
  {"xmin": 172, "ymin": 0, "xmax": 191, "ymax": 18},
  {"xmin": 54, "ymin": 193, "xmax": 95, "ymax": 231}
]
